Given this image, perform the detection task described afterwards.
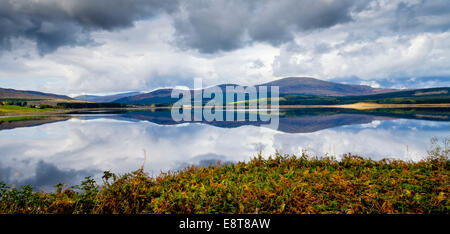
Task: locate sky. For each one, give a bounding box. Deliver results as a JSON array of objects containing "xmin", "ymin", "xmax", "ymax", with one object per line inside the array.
[{"xmin": 0, "ymin": 0, "xmax": 449, "ymax": 96}]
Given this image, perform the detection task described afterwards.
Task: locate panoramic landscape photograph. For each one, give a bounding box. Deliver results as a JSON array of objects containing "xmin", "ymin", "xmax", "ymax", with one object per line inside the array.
[{"xmin": 0, "ymin": 0, "xmax": 449, "ymax": 230}]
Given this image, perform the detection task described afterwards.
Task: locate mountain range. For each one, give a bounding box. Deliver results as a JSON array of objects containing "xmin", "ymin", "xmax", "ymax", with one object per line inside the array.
[
  {"xmin": 74, "ymin": 92, "xmax": 140, "ymax": 103},
  {"xmin": 257, "ymin": 77, "xmax": 396, "ymax": 96},
  {"xmin": 110, "ymin": 77, "xmax": 399, "ymax": 105},
  {"xmin": 1, "ymin": 77, "xmax": 448, "ymax": 106},
  {"xmin": 0, "ymin": 87, "xmax": 72, "ymax": 100}
]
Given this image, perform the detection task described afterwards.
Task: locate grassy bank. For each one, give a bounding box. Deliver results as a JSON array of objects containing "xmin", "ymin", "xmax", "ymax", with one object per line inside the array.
[
  {"xmin": 0, "ymin": 152, "xmax": 448, "ymax": 214},
  {"xmin": 0, "ymin": 104, "xmax": 59, "ymax": 113}
]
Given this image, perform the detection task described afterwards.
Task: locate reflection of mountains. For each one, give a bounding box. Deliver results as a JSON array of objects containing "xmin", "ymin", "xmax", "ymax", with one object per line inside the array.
[
  {"xmin": 1, "ymin": 108, "xmax": 448, "ymax": 133},
  {"xmin": 277, "ymin": 114, "xmax": 389, "ymax": 133},
  {"xmin": 0, "ymin": 116, "xmax": 70, "ymax": 130},
  {"xmin": 119, "ymin": 111, "xmax": 386, "ymax": 133},
  {"xmin": 114, "ymin": 108, "xmax": 450, "ymax": 133}
]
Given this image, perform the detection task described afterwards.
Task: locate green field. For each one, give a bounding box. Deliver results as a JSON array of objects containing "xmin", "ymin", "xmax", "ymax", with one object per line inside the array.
[{"xmin": 0, "ymin": 104, "xmax": 58, "ymax": 113}]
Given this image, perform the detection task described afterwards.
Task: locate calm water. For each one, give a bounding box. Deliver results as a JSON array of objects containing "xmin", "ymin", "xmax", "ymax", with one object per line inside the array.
[{"xmin": 0, "ymin": 108, "xmax": 449, "ymax": 191}]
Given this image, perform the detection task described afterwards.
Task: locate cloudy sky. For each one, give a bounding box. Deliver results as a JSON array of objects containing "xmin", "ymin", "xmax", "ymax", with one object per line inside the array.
[{"xmin": 0, "ymin": 0, "xmax": 449, "ymax": 96}]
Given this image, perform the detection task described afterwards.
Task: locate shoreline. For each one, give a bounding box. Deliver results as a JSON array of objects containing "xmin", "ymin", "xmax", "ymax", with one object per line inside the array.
[
  {"xmin": 1, "ymin": 102, "xmax": 449, "ymax": 117},
  {"xmin": 0, "ymin": 106, "xmax": 170, "ymax": 117},
  {"xmin": 279, "ymin": 103, "xmax": 450, "ymax": 110}
]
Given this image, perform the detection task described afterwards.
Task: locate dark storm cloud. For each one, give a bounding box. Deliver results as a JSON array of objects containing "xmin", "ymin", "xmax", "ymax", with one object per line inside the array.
[
  {"xmin": 247, "ymin": 0, "xmax": 357, "ymax": 44},
  {"xmin": 173, "ymin": 0, "xmax": 368, "ymax": 53},
  {"xmin": 0, "ymin": 0, "xmax": 179, "ymax": 54},
  {"xmin": 0, "ymin": 0, "xmax": 368, "ymax": 54},
  {"xmin": 394, "ymin": 0, "xmax": 450, "ymax": 33},
  {"xmin": 173, "ymin": 0, "xmax": 252, "ymax": 53},
  {"xmin": 2, "ymin": 0, "xmax": 450, "ymax": 55}
]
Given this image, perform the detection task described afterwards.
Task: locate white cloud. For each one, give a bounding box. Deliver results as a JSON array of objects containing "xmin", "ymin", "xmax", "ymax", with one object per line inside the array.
[{"xmin": 273, "ymin": 30, "xmax": 450, "ymax": 81}]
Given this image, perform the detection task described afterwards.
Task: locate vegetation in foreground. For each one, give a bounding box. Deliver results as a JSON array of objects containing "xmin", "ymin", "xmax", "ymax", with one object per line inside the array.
[{"xmin": 0, "ymin": 141, "xmax": 448, "ymax": 214}]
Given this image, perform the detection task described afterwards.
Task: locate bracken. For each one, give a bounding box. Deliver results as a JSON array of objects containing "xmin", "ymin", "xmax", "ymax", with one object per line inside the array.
[{"xmin": 0, "ymin": 152, "xmax": 448, "ymax": 214}]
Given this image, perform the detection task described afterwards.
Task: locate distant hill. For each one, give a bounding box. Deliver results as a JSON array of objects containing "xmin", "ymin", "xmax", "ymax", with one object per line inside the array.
[
  {"xmin": 114, "ymin": 77, "xmax": 398, "ymax": 105},
  {"xmin": 0, "ymin": 87, "xmax": 72, "ymax": 100},
  {"xmin": 258, "ymin": 77, "xmax": 397, "ymax": 96},
  {"xmin": 114, "ymin": 89, "xmax": 182, "ymax": 105},
  {"xmin": 74, "ymin": 92, "xmax": 141, "ymax": 103}
]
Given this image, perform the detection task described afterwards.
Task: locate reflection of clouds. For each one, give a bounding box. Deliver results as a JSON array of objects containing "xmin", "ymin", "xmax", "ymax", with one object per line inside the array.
[
  {"xmin": 0, "ymin": 160, "xmax": 99, "ymax": 192},
  {"xmin": 0, "ymin": 163, "xmax": 12, "ymax": 185},
  {"xmin": 21, "ymin": 161, "xmax": 100, "ymax": 192},
  {"xmin": 0, "ymin": 119, "xmax": 274, "ymax": 189},
  {"xmin": 272, "ymin": 120, "xmax": 449, "ymax": 162},
  {"xmin": 360, "ymin": 120, "xmax": 381, "ymax": 128},
  {"xmin": 175, "ymin": 153, "xmax": 234, "ymax": 171},
  {"xmin": 0, "ymin": 117, "xmax": 448, "ymax": 190}
]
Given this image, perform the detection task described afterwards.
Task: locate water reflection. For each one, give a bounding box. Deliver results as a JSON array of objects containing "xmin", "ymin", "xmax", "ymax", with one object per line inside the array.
[{"xmin": 0, "ymin": 108, "xmax": 448, "ymax": 191}]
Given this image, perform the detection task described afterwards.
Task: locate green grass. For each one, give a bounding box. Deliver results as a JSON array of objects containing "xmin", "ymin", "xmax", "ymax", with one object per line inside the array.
[
  {"xmin": 0, "ymin": 105, "xmax": 58, "ymax": 113},
  {"xmin": 0, "ymin": 152, "xmax": 448, "ymax": 214}
]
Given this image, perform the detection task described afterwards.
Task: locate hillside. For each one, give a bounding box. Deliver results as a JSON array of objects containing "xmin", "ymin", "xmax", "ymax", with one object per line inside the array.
[
  {"xmin": 113, "ymin": 77, "xmax": 446, "ymax": 106},
  {"xmin": 114, "ymin": 89, "xmax": 183, "ymax": 105},
  {"xmin": 0, "ymin": 87, "xmax": 72, "ymax": 100},
  {"xmin": 280, "ymin": 87, "xmax": 450, "ymax": 105},
  {"xmin": 113, "ymin": 77, "xmax": 399, "ymax": 105},
  {"xmin": 258, "ymin": 77, "xmax": 397, "ymax": 96},
  {"xmin": 74, "ymin": 92, "xmax": 140, "ymax": 103}
]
